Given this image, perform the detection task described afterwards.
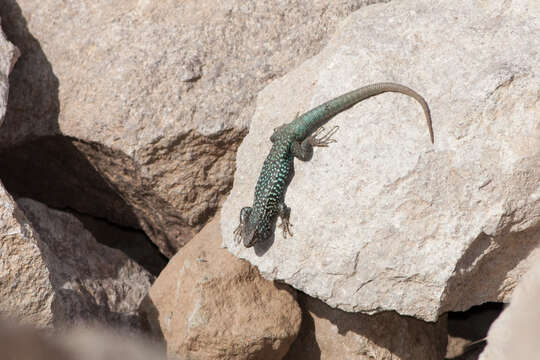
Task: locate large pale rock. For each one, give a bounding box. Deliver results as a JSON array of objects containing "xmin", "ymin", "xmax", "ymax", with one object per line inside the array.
[
  {"xmin": 222, "ymin": 0, "xmax": 540, "ymax": 321},
  {"xmin": 140, "ymin": 216, "xmax": 301, "ymax": 360},
  {"xmin": 285, "ymin": 294, "xmax": 447, "ymax": 360},
  {"xmin": 0, "ymin": 18, "xmax": 19, "ymax": 126},
  {"xmin": 479, "ymin": 253, "xmax": 540, "ymax": 360},
  {"xmin": 0, "ymin": 184, "xmax": 55, "ymax": 327},
  {"xmin": 2, "ymin": 196, "xmax": 153, "ymax": 328},
  {"xmin": 0, "ymin": 0, "xmax": 380, "ymax": 256}
]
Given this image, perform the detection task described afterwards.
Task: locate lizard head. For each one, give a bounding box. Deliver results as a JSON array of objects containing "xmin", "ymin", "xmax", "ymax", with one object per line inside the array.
[
  {"xmin": 234, "ymin": 207, "xmax": 269, "ymax": 248},
  {"xmin": 242, "ymin": 226, "xmax": 259, "ymax": 248},
  {"xmin": 235, "ymin": 220, "xmax": 265, "ymax": 248},
  {"xmin": 235, "ymin": 207, "xmax": 265, "ymax": 248}
]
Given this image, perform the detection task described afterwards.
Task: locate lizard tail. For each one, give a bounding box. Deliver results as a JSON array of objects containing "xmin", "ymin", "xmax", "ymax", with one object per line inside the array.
[
  {"xmin": 357, "ymin": 83, "xmax": 433, "ymax": 143},
  {"xmin": 294, "ymin": 82, "xmax": 434, "ymax": 143}
]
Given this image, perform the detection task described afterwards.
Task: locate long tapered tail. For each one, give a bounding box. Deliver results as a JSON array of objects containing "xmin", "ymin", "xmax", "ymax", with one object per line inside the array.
[{"xmin": 292, "ymin": 82, "xmax": 434, "ymax": 143}]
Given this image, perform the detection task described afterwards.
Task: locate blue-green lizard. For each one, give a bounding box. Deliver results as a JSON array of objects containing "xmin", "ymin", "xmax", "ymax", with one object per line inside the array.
[{"xmin": 234, "ymin": 82, "xmax": 433, "ymax": 248}]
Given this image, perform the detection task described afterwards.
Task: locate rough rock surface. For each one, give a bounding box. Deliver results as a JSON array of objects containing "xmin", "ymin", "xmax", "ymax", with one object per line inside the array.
[
  {"xmin": 222, "ymin": 0, "xmax": 540, "ymax": 321},
  {"xmin": 479, "ymin": 253, "xmax": 540, "ymax": 360},
  {"xmin": 0, "ymin": 18, "xmax": 19, "ymax": 126},
  {"xmin": 0, "ymin": 0, "xmax": 383, "ymax": 256},
  {"xmin": 141, "ymin": 216, "xmax": 301, "ymax": 360},
  {"xmin": 0, "ymin": 185, "xmax": 56, "ymax": 327},
  {"xmin": 284, "ymin": 293, "xmax": 447, "ymax": 360},
  {"xmin": 17, "ymin": 198, "xmax": 154, "ymax": 328},
  {"xmin": 73, "ymin": 212, "xmax": 167, "ymax": 277},
  {"xmin": 2, "ymin": 197, "xmax": 153, "ymax": 329}
]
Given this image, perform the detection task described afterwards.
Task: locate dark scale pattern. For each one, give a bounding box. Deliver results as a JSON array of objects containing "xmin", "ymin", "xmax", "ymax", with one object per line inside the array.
[
  {"xmin": 234, "ymin": 82, "xmax": 434, "ymax": 248},
  {"xmin": 251, "ymin": 132, "xmax": 295, "ymax": 236}
]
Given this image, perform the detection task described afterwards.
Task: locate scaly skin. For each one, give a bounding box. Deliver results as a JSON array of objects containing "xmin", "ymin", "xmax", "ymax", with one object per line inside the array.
[{"xmin": 234, "ymin": 82, "xmax": 434, "ymax": 248}]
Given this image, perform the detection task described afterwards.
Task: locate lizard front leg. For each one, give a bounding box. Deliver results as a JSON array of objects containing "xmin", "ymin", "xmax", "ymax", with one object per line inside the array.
[
  {"xmin": 277, "ymin": 202, "xmax": 293, "ymax": 238},
  {"xmin": 291, "ymin": 126, "xmax": 339, "ymax": 161}
]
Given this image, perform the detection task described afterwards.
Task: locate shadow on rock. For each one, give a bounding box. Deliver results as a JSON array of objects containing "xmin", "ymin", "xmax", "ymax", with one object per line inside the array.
[
  {"xmin": 285, "ymin": 292, "xmax": 447, "ymax": 360},
  {"xmin": 0, "ymin": 1, "xmax": 184, "ymax": 259}
]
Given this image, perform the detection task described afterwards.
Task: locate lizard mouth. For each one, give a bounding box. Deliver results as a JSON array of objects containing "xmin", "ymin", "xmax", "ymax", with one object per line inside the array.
[
  {"xmin": 243, "ymin": 237, "xmax": 256, "ymax": 248},
  {"xmin": 243, "ymin": 230, "xmax": 258, "ymax": 248}
]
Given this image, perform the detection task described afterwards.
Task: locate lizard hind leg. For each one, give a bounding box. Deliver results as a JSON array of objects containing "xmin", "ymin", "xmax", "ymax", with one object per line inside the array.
[
  {"xmin": 277, "ymin": 202, "xmax": 293, "ymax": 238},
  {"xmin": 310, "ymin": 125, "xmax": 339, "ymax": 147},
  {"xmin": 292, "ymin": 125, "xmax": 340, "ymax": 161},
  {"xmin": 234, "ymin": 207, "xmax": 252, "ymax": 244}
]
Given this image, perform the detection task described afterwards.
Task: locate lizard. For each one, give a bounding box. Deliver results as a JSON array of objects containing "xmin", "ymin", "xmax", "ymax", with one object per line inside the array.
[{"xmin": 234, "ymin": 82, "xmax": 434, "ymax": 248}]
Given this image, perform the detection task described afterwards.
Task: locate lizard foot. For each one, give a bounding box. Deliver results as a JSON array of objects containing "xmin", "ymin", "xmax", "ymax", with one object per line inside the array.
[
  {"xmin": 234, "ymin": 206, "xmax": 252, "ymax": 245},
  {"xmin": 310, "ymin": 125, "xmax": 339, "ymax": 147},
  {"xmin": 279, "ymin": 217, "xmax": 293, "ymax": 239},
  {"xmin": 233, "ymin": 224, "xmax": 244, "ymax": 244}
]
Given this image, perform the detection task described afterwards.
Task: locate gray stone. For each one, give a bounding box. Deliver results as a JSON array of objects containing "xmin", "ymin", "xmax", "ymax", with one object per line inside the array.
[
  {"xmin": 72, "ymin": 212, "xmax": 167, "ymax": 277},
  {"xmin": 17, "ymin": 198, "xmax": 154, "ymax": 329},
  {"xmin": 0, "ymin": 184, "xmax": 55, "ymax": 327},
  {"xmin": 1, "ymin": 196, "xmax": 153, "ymax": 329},
  {"xmin": 0, "ymin": 19, "xmax": 19, "ymax": 126},
  {"xmin": 222, "ymin": 0, "xmax": 540, "ymax": 321}
]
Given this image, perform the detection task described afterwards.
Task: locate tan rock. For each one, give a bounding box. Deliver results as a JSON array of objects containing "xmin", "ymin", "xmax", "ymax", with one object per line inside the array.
[
  {"xmin": 0, "ymin": 0, "xmax": 384, "ymax": 256},
  {"xmin": 222, "ymin": 0, "xmax": 540, "ymax": 321},
  {"xmin": 480, "ymin": 253, "xmax": 540, "ymax": 360},
  {"xmin": 0, "ymin": 195, "xmax": 153, "ymax": 329},
  {"xmin": 284, "ymin": 294, "xmax": 447, "ymax": 360},
  {"xmin": 140, "ymin": 216, "xmax": 301, "ymax": 360}
]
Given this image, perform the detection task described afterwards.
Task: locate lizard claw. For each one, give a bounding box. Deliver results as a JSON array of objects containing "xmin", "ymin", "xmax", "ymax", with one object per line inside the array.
[
  {"xmin": 279, "ymin": 218, "xmax": 293, "ymax": 239},
  {"xmin": 233, "ymin": 224, "xmax": 244, "ymax": 244},
  {"xmin": 310, "ymin": 125, "xmax": 339, "ymax": 147}
]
